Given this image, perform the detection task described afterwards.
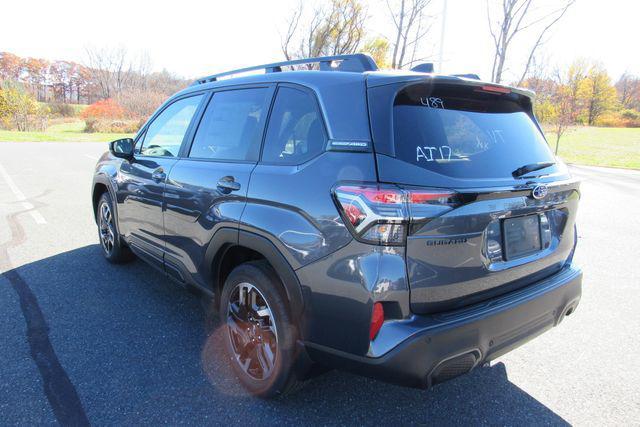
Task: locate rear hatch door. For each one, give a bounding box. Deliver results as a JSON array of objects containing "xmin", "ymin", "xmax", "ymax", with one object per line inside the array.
[{"xmin": 368, "ymin": 78, "xmax": 580, "ymax": 313}]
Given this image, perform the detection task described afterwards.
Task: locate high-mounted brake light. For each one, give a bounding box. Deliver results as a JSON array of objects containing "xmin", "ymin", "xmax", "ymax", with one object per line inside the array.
[
  {"xmin": 333, "ymin": 184, "xmax": 459, "ymax": 245},
  {"xmin": 478, "ymin": 85, "xmax": 511, "ymax": 94}
]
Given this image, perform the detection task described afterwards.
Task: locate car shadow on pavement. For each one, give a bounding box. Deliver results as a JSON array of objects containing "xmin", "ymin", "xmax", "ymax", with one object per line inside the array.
[{"xmin": 2, "ymin": 244, "xmax": 569, "ymax": 426}]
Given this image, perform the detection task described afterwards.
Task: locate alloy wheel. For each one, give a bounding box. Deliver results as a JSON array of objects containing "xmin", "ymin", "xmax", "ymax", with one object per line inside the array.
[
  {"xmin": 226, "ymin": 282, "xmax": 278, "ymax": 381},
  {"xmin": 99, "ymin": 202, "xmax": 115, "ymax": 254}
]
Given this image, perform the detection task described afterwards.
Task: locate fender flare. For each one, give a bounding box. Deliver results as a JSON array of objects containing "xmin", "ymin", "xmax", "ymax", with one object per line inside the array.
[
  {"xmin": 91, "ymin": 173, "xmax": 118, "ymax": 224},
  {"xmin": 205, "ymin": 228, "xmax": 305, "ymax": 323}
]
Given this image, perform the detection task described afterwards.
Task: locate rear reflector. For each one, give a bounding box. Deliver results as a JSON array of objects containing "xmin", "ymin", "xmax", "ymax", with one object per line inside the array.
[
  {"xmin": 429, "ymin": 351, "xmax": 480, "ymax": 385},
  {"xmin": 370, "ymin": 302, "xmax": 384, "ymax": 340},
  {"xmin": 343, "ymin": 203, "xmax": 366, "ymax": 227}
]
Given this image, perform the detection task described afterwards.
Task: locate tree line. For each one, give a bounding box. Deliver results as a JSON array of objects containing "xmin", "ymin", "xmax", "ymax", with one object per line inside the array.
[
  {"xmin": 0, "ymin": 49, "xmax": 187, "ymax": 105},
  {"xmin": 0, "ymin": 48, "xmax": 189, "ymax": 132}
]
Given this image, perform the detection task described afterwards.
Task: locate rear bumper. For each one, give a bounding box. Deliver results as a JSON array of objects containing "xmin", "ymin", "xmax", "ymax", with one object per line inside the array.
[{"xmin": 304, "ymin": 265, "xmax": 582, "ymax": 388}]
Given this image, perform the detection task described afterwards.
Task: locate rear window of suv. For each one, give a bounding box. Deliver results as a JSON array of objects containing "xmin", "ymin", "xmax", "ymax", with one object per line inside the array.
[{"xmin": 392, "ymin": 83, "xmax": 557, "ymax": 179}]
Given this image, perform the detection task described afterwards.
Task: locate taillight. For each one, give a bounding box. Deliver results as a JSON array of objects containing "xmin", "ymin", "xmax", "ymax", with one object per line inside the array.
[
  {"xmin": 369, "ymin": 302, "xmax": 384, "ymax": 341},
  {"xmin": 333, "ymin": 183, "xmax": 459, "ymax": 245}
]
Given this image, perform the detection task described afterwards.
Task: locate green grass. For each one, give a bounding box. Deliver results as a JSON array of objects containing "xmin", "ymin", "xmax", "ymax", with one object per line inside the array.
[
  {"xmin": 545, "ymin": 126, "xmax": 640, "ymax": 169},
  {"xmin": 0, "ymin": 120, "xmax": 133, "ymax": 142}
]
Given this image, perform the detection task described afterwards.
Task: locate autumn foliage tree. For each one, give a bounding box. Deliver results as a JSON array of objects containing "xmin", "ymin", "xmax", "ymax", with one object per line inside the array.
[
  {"xmin": 363, "ymin": 37, "xmax": 391, "ymax": 68},
  {"xmin": 0, "ymin": 81, "xmax": 48, "ymax": 131},
  {"xmin": 576, "ymin": 63, "xmax": 617, "ymax": 126},
  {"xmin": 0, "ymin": 52, "xmax": 22, "ymax": 80}
]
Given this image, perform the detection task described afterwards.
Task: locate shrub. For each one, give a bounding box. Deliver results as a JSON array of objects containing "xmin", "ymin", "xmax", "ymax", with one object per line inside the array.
[
  {"xmin": 84, "ymin": 118, "xmax": 139, "ymax": 133},
  {"xmin": 48, "ymin": 103, "xmax": 76, "ymax": 117},
  {"xmin": 81, "ymin": 98, "xmax": 128, "ymax": 120},
  {"xmin": 621, "ymin": 109, "xmax": 640, "ymax": 124},
  {"xmin": 594, "ymin": 109, "xmax": 640, "ymax": 127}
]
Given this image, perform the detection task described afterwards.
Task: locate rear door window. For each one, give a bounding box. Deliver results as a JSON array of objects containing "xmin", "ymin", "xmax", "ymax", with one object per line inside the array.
[
  {"xmin": 393, "ymin": 84, "xmax": 556, "ymax": 179},
  {"xmin": 261, "ymin": 87, "xmax": 327, "ymax": 164},
  {"xmin": 189, "ymin": 88, "xmax": 270, "ymax": 161}
]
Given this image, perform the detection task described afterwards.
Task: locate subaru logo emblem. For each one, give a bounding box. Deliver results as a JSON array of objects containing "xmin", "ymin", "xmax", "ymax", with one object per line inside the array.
[{"xmin": 532, "ymin": 185, "xmax": 548, "ymax": 200}]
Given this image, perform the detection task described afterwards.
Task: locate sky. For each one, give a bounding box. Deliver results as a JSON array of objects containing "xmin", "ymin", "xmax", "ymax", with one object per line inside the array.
[{"xmin": 1, "ymin": 0, "xmax": 638, "ymax": 82}]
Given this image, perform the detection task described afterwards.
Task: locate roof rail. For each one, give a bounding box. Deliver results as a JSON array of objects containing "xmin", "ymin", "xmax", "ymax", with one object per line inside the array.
[{"xmin": 193, "ymin": 53, "xmax": 378, "ymax": 85}]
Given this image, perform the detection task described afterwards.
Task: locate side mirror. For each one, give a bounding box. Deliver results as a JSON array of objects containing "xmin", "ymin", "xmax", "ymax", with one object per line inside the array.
[{"xmin": 109, "ymin": 138, "xmax": 134, "ymax": 159}]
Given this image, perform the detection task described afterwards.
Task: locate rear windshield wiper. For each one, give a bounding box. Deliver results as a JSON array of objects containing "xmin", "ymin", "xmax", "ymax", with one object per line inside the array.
[{"xmin": 512, "ymin": 161, "xmax": 556, "ymax": 178}]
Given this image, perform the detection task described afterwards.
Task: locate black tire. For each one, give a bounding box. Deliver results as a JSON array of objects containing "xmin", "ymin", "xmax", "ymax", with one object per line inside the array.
[
  {"xmin": 96, "ymin": 192, "xmax": 135, "ymax": 264},
  {"xmin": 220, "ymin": 261, "xmax": 301, "ymax": 397}
]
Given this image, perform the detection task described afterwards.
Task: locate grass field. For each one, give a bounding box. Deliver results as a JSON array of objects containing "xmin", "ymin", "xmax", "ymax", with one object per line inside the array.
[
  {"xmin": 544, "ymin": 126, "xmax": 639, "ymax": 169},
  {"xmin": 0, "ymin": 120, "xmax": 133, "ymax": 143}
]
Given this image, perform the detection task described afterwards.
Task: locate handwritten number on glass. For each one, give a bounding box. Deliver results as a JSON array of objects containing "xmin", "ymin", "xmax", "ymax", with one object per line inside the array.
[{"xmin": 420, "ymin": 97, "xmax": 444, "ymax": 109}]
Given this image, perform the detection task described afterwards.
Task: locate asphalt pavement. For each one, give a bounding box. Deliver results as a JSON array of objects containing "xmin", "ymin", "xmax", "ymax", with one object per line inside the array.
[{"xmin": 0, "ymin": 142, "xmax": 638, "ymax": 426}]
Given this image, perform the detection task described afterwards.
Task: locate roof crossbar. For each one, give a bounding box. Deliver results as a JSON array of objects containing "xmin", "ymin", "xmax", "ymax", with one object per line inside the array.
[{"xmin": 193, "ymin": 53, "xmax": 378, "ymax": 85}]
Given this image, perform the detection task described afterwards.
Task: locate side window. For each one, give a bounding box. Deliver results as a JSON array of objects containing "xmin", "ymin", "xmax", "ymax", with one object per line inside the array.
[
  {"xmin": 262, "ymin": 87, "xmax": 326, "ymax": 164},
  {"xmin": 139, "ymin": 95, "xmax": 203, "ymax": 157},
  {"xmin": 189, "ymin": 88, "xmax": 269, "ymax": 161}
]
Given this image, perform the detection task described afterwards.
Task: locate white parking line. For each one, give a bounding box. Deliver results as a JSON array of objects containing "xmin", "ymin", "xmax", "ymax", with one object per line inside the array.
[
  {"xmin": 84, "ymin": 154, "xmax": 98, "ymax": 161},
  {"xmin": 0, "ymin": 162, "xmax": 47, "ymax": 225}
]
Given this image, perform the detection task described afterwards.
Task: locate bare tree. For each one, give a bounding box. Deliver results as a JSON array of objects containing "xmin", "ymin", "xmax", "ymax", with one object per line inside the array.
[
  {"xmin": 487, "ymin": 0, "xmax": 574, "ymax": 84},
  {"xmin": 516, "ymin": 1, "xmax": 574, "ymax": 85},
  {"xmin": 281, "ymin": 0, "xmax": 367, "ymax": 63},
  {"xmin": 545, "ymin": 67, "xmax": 579, "ymax": 155},
  {"xmin": 616, "ymin": 73, "xmax": 640, "ymax": 110},
  {"xmin": 84, "ymin": 46, "xmax": 135, "ymax": 98},
  {"xmin": 84, "ymin": 46, "xmax": 162, "ymax": 99},
  {"xmin": 551, "ymin": 77, "xmax": 572, "ymax": 154},
  {"xmin": 281, "ymin": 5, "xmax": 304, "ymax": 60},
  {"xmin": 129, "ymin": 51, "xmax": 153, "ymax": 91},
  {"xmin": 387, "ymin": 0, "xmax": 433, "ymax": 69}
]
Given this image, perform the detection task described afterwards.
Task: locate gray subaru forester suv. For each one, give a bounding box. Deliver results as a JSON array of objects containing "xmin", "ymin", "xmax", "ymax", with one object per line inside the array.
[{"xmin": 91, "ymin": 54, "xmax": 582, "ymax": 397}]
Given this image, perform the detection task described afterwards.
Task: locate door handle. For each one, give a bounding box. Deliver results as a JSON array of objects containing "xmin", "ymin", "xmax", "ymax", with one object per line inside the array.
[
  {"xmin": 151, "ymin": 168, "xmax": 166, "ymax": 182},
  {"xmin": 217, "ymin": 176, "xmax": 241, "ymax": 193}
]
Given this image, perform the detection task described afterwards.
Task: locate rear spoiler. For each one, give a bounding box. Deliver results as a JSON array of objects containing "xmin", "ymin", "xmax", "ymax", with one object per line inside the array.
[{"xmin": 365, "ymin": 73, "xmax": 535, "ymax": 100}]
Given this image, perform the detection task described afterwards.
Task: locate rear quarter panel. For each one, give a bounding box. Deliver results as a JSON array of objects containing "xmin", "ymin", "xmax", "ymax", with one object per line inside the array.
[{"xmin": 241, "ymin": 151, "xmax": 379, "ymax": 353}]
